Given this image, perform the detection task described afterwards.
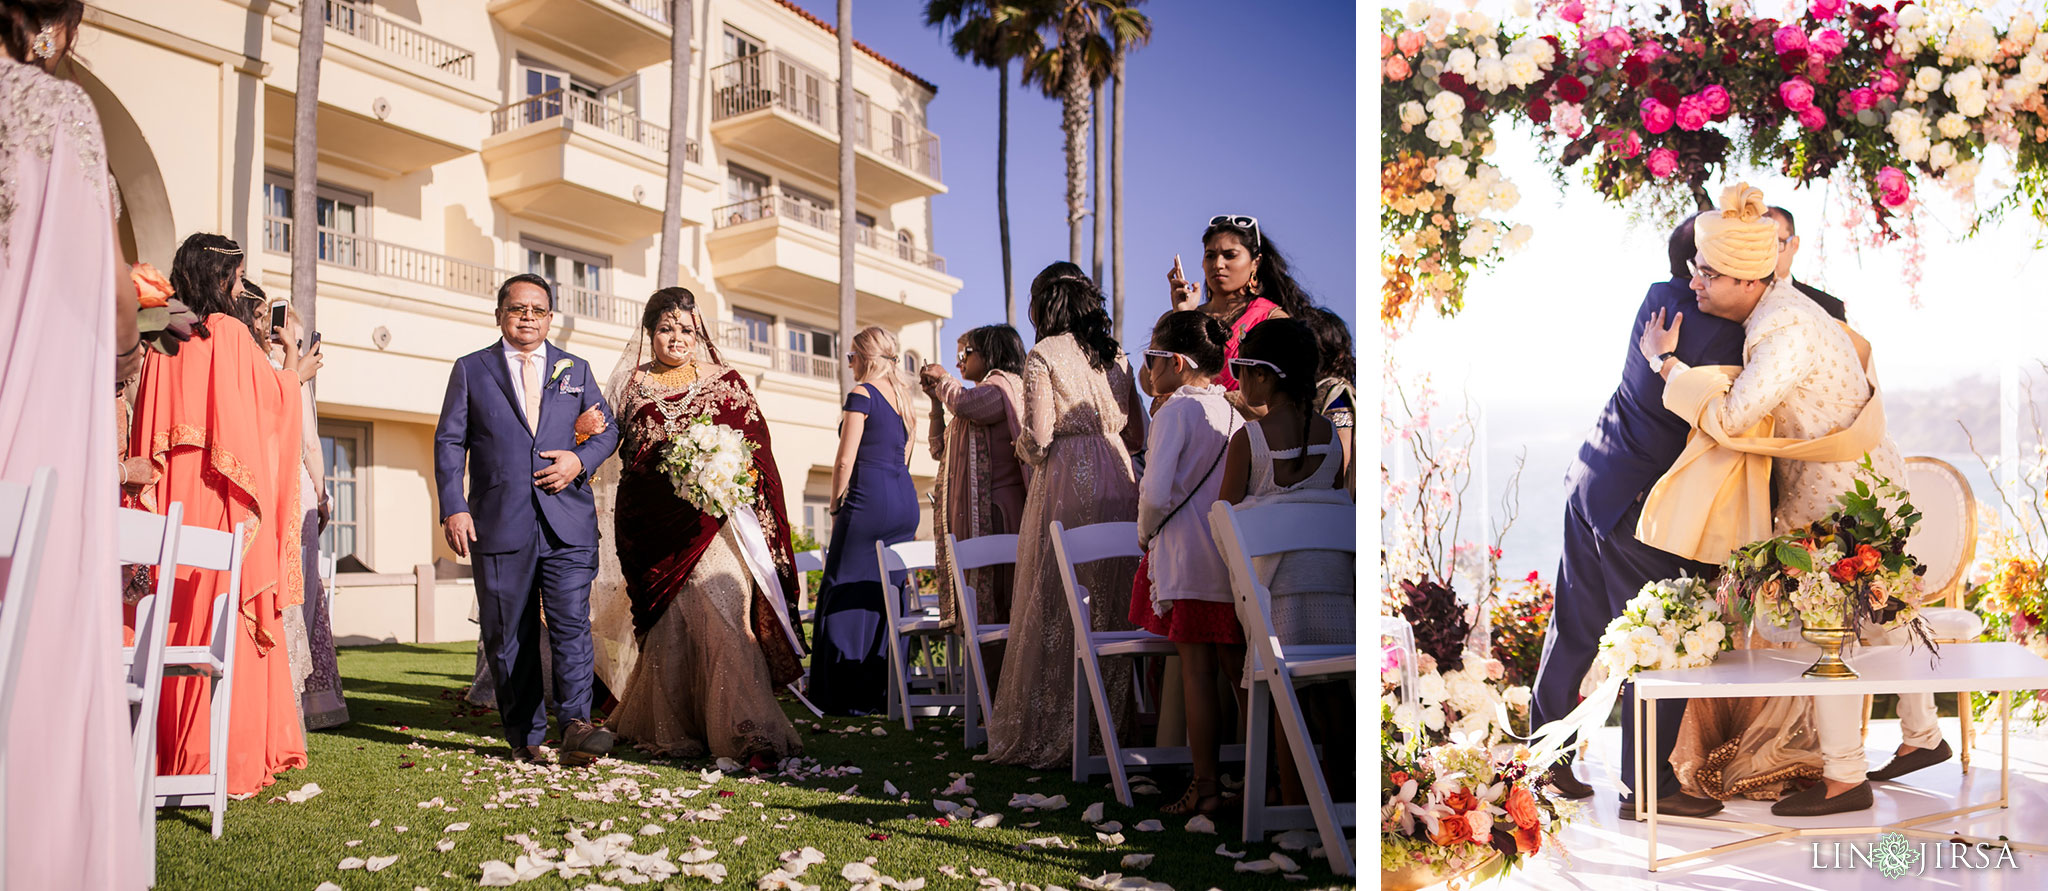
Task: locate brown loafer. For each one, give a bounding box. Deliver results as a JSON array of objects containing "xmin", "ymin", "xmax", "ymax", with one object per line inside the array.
[
  {"xmin": 1869, "ymin": 740, "xmax": 1953, "ymax": 782},
  {"xmin": 509, "ymin": 744, "xmax": 550, "ymax": 765},
  {"xmin": 1620, "ymin": 792, "xmax": 1724, "ymax": 821},
  {"xmin": 1545, "ymin": 764, "xmax": 1594, "ymax": 800},
  {"xmin": 560, "ymin": 719, "xmax": 615, "ymax": 767},
  {"xmin": 1771, "ymin": 780, "xmax": 1872, "ymax": 817}
]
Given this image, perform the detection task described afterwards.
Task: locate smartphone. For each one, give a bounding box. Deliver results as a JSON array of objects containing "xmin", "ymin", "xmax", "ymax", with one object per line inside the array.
[
  {"xmin": 268, "ymin": 301, "xmax": 287, "ymax": 334},
  {"xmin": 309, "ymin": 331, "xmax": 322, "ymax": 351}
]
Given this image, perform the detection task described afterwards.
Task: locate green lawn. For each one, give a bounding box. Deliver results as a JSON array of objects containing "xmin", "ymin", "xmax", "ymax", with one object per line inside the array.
[{"xmin": 152, "ymin": 642, "xmax": 1354, "ymax": 890}]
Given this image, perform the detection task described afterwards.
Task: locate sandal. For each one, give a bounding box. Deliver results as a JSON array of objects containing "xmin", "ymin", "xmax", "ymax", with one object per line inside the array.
[{"xmin": 1161, "ymin": 779, "xmax": 1224, "ymax": 816}]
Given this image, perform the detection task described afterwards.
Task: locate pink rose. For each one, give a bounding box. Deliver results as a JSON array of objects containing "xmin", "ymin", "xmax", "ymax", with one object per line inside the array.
[
  {"xmin": 1780, "ymin": 78, "xmax": 1817, "ymax": 112},
  {"xmin": 1399, "ymin": 30, "xmax": 1426, "ymax": 57},
  {"xmin": 1384, "ymin": 55, "xmax": 1411, "ymax": 81},
  {"xmin": 1811, "ymin": 0, "xmax": 1844, "ymax": 18},
  {"xmin": 1560, "ymin": 0, "xmax": 1585, "ymax": 24},
  {"xmin": 1810, "ymin": 28, "xmax": 1847, "ymax": 59},
  {"xmin": 1700, "ymin": 84, "xmax": 1732, "ymax": 116},
  {"xmin": 1874, "ymin": 68, "xmax": 1904, "ymax": 95},
  {"xmin": 1848, "ymin": 87, "xmax": 1879, "ymax": 111},
  {"xmin": 1604, "ymin": 27, "xmax": 1634, "ymax": 54},
  {"xmin": 1876, "ymin": 165, "xmax": 1911, "ymax": 206},
  {"xmin": 1640, "ymin": 98, "xmax": 1676, "ymax": 134},
  {"xmin": 1556, "ymin": 103, "xmax": 1587, "ymax": 137},
  {"xmin": 1798, "ymin": 105, "xmax": 1827, "ymax": 129},
  {"xmin": 1774, "ymin": 25, "xmax": 1808, "ymax": 54},
  {"xmin": 1381, "ymin": 34, "xmax": 1395, "ymax": 59},
  {"xmin": 1646, "ymin": 147, "xmax": 1679, "ymax": 178},
  {"xmin": 1636, "ymin": 42, "xmax": 1665, "ymax": 65},
  {"xmin": 1675, "ymin": 94, "xmax": 1712, "ymax": 130},
  {"xmin": 1604, "ymin": 128, "xmax": 1643, "ymax": 159}
]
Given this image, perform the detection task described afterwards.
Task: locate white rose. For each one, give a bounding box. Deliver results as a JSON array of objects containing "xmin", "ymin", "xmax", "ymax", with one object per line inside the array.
[
  {"xmin": 2016, "ymin": 14, "xmax": 2040, "ymax": 45},
  {"xmin": 1453, "ymin": 182, "xmax": 1490, "ymax": 215},
  {"xmin": 2021, "ymin": 57, "xmax": 2048, "ymax": 87},
  {"xmin": 1887, "ymin": 108, "xmax": 1926, "ymax": 143},
  {"xmin": 1504, "ymin": 224, "xmax": 1534, "ymax": 252},
  {"xmin": 1422, "ymin": 705, "xmax": 1447, "ymax": 731},
  {"xmin": 1400, "ymin": 100, "xmax": 1427, "ymax": 126},
  {"xmin": 1951, "ymin": 159, "xmax": 1981, "ymax": 185},
  {"xmin": 1490, "ymin": 180, "xmax": 1521, "ymax": 212},
  {"xmin": 1405, "ymin": 0, "xmax": 1431, "ymax": 27},
  {"xmin": 1475, "ymin": 38, "xmax": 1501, "ymax": 61},
  {"xmin": 1417, "ymin": 672, "xmax": 1448, "ymax": 704},
  {"xmin": 1427, "ymin": 90, "xmax": 1466, "ymax": 121},
  {"xmin": 1446, "ymin": 47, "xmax": 1478, "ymax": 80},
  {"xmin": 1511, "ymin": 0, "xmax": 1533, "ymax": 18},
  {"xmin": 1424, "ymin": 119, "xmax": 1462, "ymax": 147},
  {"xmin": 1957, "ymin": 91, "xmax": 1987, "ymax": 117},
  {"xmin": 1930, "ymin": 140, "xmax": 1957, "ymax": 169},
  {"xmin": 1503, "ymin": 52, "xmax": 1542, "ymax": 88},
  {"xmin": 1393, "ymin": 703, "xmax": 1422, "ymax": 729},
  {"xmin": 1474, "ymin": 58, "xmax": 1509, "ymax": 94},
  {"xmin": 1702, "ymin": 620, "xmax": 1727, "ymax": 643},
  {"xmin": 1897, "ymin": 5, "xmax": 1925, "ymax": 30},
  {"xmin": 1435, "ymin": 155, "xmax": 1470, "ymax": 188},
  {"xmin": 1938, "ymin": 111, "xmax": 1970, "ymax": 139},
  {"xmin": 1916, "ymin": 66, "xmax": 1943, "ymax": 92},
  {"xmin": 1459, "ymin": 227, "xmax": 1495, "ymax": 257}
]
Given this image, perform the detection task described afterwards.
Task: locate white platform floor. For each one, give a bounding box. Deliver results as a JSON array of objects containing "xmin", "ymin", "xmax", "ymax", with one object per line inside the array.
[{"xmin": 1491, "ymin": 716, "xmax": 2048, "ymax": 889}]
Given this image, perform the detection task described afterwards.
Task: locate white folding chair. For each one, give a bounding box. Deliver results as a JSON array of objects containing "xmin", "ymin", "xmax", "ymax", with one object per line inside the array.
[
  {"xmin": 794, "ymin": 548, "xmax": 825, "ymax": 625},
  {"xmin": 1049, "ymin": 521, "xmax": 1243, "ymax": 806},
  {"xmin": 0, "ymin": 468, "xmax": 58, "ymax": 891},
  {"xmin": 876, "ymin": 540, "xmax": 963, "ymax": 728},
  {"xmin": 1209, "ymin": 500, "xmax": 1355, "ymax": 875},
  {"xmin": 944, "ymin": 533, "xmax": 1016, "ymax": 749},
  {"xmin": 117, "ymin": 504, "xmax": 187, "ymax": 886}
]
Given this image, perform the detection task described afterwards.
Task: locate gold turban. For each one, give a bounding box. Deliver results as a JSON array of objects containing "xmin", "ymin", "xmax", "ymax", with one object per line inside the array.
[{"xmin": 1692, "ymin": 183, "xmax": 1778, "ymax": 281}]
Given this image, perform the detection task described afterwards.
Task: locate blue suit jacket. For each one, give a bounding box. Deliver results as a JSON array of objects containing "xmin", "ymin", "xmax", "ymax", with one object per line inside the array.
[
  {"xmin": 1565, "ymin": 279, "xmax": 1748, "ymax": 537},
  {"xmin": 433, "ymin": 341, "xmax": 621, "ymax": 554}
]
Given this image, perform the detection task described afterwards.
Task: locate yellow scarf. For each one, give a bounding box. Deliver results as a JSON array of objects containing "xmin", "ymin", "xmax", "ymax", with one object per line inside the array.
[{"xmin": 1635, "ymin": 325, "xmax": 1884, "ymax": 564}]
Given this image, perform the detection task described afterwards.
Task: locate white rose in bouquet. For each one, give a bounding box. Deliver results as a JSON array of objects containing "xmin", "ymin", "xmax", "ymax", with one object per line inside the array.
[{"xmin": 659, "ymin": 416, "xmax": 760, "ymax": 518}]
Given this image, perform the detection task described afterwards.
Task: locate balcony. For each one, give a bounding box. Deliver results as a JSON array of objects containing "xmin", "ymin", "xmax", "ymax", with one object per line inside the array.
[
  {"xmin": 483, "ymin": 89, "xmax": 701, "ymax": 243},
  {"xmin": 323, "ymin": 1, "xmax": 476, "ymax": 80},
  {"xmin": 487, "ymin": 0, "xmax": 672, "ymax": 81},
  {"xmin": 710, "ymin": 321, "xmax": 838, "ymax": 382},
  {"xmin": 261, "ymin": 216, "xmax": 643, "ymax": 327},
  {"xmin": 706, "ymin": 195, "xmax": 958, "ymax": 327},
  {"xmin": 708, "ymin": 51, "xmax": 946, "ymax": 205}
]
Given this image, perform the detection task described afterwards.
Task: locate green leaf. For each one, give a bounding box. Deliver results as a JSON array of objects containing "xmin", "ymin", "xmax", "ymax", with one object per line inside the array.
[{"xmin": 1777, "ymin": 543, "xmax": 1814, "ymax": 573}]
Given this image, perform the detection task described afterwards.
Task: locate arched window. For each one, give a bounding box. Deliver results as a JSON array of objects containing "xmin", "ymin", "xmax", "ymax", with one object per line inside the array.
[{"xmin": 897, "ymin": 229, "xmax": 915, "ymax": 262}]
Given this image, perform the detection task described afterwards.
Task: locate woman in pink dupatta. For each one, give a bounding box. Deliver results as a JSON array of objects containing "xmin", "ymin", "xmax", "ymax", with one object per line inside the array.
[
  {"xmin": 0, "ymin": 4, "xmax": 146, "ymax": 886},
  {"xmin": 919, "ymin": 325, "xmax": 1031, "ymax": 690}
]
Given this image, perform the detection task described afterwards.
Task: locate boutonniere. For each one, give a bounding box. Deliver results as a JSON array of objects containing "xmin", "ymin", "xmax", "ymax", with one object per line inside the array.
[{"xmin": 548, "ymin": 358, "xmax": 574, "ymax": 385}]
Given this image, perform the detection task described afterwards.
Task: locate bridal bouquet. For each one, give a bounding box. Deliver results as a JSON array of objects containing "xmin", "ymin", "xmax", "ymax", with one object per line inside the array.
[
  {"xmin": 1581, "ymin": 576, "xmax": 1729, "ymax": 693},
  {"xmin": 658, "ymin": 416, "xmax": 757, "ymax": 518},
  {"xmin": 1718, "ymin": 460, "xmax": 1931, "ymax": 642}
]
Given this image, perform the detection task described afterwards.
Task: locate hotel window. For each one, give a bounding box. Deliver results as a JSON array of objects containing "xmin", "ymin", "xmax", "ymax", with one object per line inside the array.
[
  {"xmin": 733, "ymin": 308, "xmax": 773, "ymax": 355},
  {"xmin": 263, "ymin": 173, "xmax": 370, "ymax": 269},
  {"xmin": 781, "ymin": 186, "xmax": 833, "ymax": 230},
  {"xmin": 723, "ymin": 26, "xmax": 764, "ymax": 62},
  {"xmin": 802, "ymin": 494, "xmax": 832, "ymax": 544},
  {"xmin": 855, "ymin": 211, "xmax": 876, "ymax": 248},
  {"xmin": 318, "ymin": 420, "xmax": 372, "ymax": 573},
  {"xmin": 725, "ymin": 164, "xmax": 770, "ymax": 222},
  {"xmin": 787, "ymin": 323, "xmax": 835, "ymax": 378},
  {"xmin": 521, "ymin": 237, "xmax": 608, "ymax": 301}
]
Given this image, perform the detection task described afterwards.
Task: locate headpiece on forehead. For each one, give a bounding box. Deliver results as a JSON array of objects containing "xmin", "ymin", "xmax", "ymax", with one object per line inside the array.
[{"xmin": 1693, "ymin": 183, "xmax": 1778, "ymax": 281}]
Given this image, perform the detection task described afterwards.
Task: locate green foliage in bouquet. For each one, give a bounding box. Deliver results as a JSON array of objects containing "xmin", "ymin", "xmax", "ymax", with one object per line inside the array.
[{"xmin": 1489, "ymin": 571, "xmax": 1553, "ymax": 689}]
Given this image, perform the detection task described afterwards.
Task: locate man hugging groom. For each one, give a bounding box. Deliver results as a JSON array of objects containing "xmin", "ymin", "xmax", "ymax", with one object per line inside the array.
[
  {"xmin": 435, "ymin": 274, "xmax": 621, "ymax": 766},
  {"xmin": 1534, "ymin": 184, "xmax": 1950, "ymax": 820}
]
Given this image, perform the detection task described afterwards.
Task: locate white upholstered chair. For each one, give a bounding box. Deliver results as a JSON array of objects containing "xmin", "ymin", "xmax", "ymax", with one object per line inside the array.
[{"xmin": 1863, "ymin": 457, "xmax": 1984, "ymax": 770}]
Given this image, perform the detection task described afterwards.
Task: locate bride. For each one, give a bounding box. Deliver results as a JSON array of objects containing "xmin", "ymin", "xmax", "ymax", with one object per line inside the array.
[{"xmin": 590, "ymin": 287, "xmax": 806, "ymax": 768}]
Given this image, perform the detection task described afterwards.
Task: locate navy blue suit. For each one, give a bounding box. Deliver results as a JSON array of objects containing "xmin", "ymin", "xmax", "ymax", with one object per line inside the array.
[
  {"xmin": 1533, "ymin": 279, "xmax": 1746, "ymax": 802},
  {"xmin": 434, "ymin": 341, "xmax": 619, "ymax": 748}
]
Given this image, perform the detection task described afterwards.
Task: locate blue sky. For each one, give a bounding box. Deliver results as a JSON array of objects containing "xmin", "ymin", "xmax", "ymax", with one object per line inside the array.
[{"xmin": 790, "ymin": 0, "xmax": 1359, "ymax": 350}]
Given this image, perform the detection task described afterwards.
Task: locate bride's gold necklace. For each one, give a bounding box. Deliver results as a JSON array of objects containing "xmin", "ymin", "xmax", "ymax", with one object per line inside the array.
[{"xmin": 647, "ymin": 359, "xmax": 699, "ymax": 388}]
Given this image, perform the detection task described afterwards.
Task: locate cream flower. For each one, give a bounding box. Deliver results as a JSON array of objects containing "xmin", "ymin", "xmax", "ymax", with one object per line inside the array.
[
  {"xmin": 1399, "ymin": 100, "xmax": 1427, "ymax": 126},
  {"xmin": 1938, "ymin": 112, "xmax": 1971, "ymax": 139},
  {"xmin": 1446, "ymin": 47, "xmax": 1478, "ymax": 80}
]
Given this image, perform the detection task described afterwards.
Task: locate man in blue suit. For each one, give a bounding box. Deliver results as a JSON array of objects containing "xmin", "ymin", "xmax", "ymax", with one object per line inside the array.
[
  {"xmin": 435, "ymin": 274, "xmax": 621, "ymax": 766},
  {"xmin": 1531, "ymin": 213, "xmax": 1746, "ymax": 820}
]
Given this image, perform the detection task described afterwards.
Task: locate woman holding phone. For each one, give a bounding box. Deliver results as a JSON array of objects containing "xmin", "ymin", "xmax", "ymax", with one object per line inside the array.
[{"xmin": 1143, "ymin": 215, "xmax": 1317, "ymax": 415}]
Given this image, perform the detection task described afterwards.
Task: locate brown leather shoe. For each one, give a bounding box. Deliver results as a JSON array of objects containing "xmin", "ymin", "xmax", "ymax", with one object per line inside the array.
[
  {"xmin": 509, "ymin": 744, "xmax": 550, "ymax": 765},
  {"xmin": 1544, "ymin": 764, "xmax": 1594, "ymax": 800},
  {"xmin": 560, "ymin": 719, "xmax": 615, "ymax": 767},
  {"xmin": 1771, "ymin": 780, "xmax": 1873, "ymax": 817},
  {"xmin": 1620, "ymin": 792, "xmax": 1724, "ymax": 821},
  {"xmin": 1869, "ymin": 740, "xmax": 1952, "ymax": 782}
]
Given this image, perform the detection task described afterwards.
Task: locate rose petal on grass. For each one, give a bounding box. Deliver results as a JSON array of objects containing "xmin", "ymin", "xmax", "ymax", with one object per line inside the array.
[
  {"xmin": 316, "ymin": 884, "xmax": 342, "ymax": 891},
  {"xmin": 1184, "ymin": 814, "xmax": 1216, "ymax": 835},
  {"xmin": 941, "ymin": 776, "xmax": 973, "ymax": 796},
  {"xmin": 338, "ymin": 857, "xmax": 366, "ymax": 870},
  {"xmin": 1132, "ymin": 820, "xmax": 1163, "ymax": 832},
  {"xmin": 1214, "ymin": 844, "xmax": 1246, "ymax": 859},
  {"xmin": 971, "ymin": 814, "xmax": 1002, "ymax": 829},
  {"xmin": 1271, "ymin": 829, "xmax": 1316, "ymax": 851},
  {"xmin": 1234, "ymin": 859, "xmax": 1279, "ymax": 875},
  {"xmin": 436, "ymin": 839, "xmax": 456, "ymax": 853},
  {"xmin": 285, "ymin": 783, "xmax": 324, "ymax": 803},
  {"xmin": 1096, "ymin": 832, "xmax": 1125, "ymax": 846},
  {"xmin": 1119, "ymin": 854, "xmax": 1154, "ymax": 869},
  {"xmin": 446, "ymin": 822, "xmax": 471, "ymax": 833},
  {"xmin": 1095, "ymin": 821, "xmax": 1123, "ymax": 834},
  {"xmin": 367, "ymin": 855, "xmax": 399, "ymax": 873},
  {"xmin": 1268, "ymin": 852, "xmax": 1300, "ymax": 872},
  {"xmin": 1081, "ymin": 802, "xmax": 1105, "ymax": 823},
  {"xmin": 869, "ymin": 727, "xmax": 887, "ymax": 737}
]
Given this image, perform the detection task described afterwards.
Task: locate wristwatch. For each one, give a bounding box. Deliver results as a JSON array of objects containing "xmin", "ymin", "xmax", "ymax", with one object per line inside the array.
[{"xmin": 1648, "ymin": 350, "xmax": 1678, "ymax": 372}]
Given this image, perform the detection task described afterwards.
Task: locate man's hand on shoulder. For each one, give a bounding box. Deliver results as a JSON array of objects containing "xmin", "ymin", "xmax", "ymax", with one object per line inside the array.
[{"xmin": 535, "ymin": 450, "xmax": 584, "ymax": 494}]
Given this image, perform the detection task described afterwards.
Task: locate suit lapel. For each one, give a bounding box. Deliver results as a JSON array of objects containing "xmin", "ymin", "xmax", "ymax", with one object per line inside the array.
[{"xmin": 480, "ymin": 341, "xmax": 532, "ymax": 438}]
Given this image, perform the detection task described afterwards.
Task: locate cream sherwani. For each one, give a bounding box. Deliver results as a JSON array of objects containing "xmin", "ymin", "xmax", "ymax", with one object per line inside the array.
[{"xmin": 1668, "ymin": 281, "xmax": 1935, "ymax": 784}]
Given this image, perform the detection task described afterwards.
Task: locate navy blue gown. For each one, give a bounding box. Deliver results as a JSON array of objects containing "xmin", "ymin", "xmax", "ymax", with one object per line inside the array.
[{"xmin": 809, "ymin": 383, "xmax": 919, "ymax": 715}]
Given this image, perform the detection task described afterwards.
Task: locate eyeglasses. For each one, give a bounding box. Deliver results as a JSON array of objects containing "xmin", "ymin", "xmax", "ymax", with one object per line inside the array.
[
  {"xmin": 956, "ymin": 348, "xmax": 976, "ymax": 362},
  {"xmin": 502, "ymin": 306, "xmax": 552, "ymax": 320},
  {"xmin": 1227, "ymin": 356, "xmax": 1286, "ymax": 378},
  {"xmin": 1686, "ymin": 260, "xmax": 1725, "ymax": 284},
  {"xmin": 1143, "ymin": 349, "xmax": 1199, "ymax": 370},
  {"xmin": 1208, "ymin": 214, "xmax": 1262, "ymax": 249}
]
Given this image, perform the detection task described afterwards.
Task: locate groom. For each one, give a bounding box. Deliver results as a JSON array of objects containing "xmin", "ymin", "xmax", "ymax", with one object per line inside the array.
[
  {"xmin": 1530, "ymin": 212, "xmax": 1745, "ymax": 820},
  {"xmin": 435, "ymin": 274, "xmax": 621, "ymax": 766}
]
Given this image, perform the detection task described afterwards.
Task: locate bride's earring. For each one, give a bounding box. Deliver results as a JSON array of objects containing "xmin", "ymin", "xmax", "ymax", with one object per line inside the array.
[{"xmin": 30, "ymin": 25, "xmax": 57, "ymax": 60}]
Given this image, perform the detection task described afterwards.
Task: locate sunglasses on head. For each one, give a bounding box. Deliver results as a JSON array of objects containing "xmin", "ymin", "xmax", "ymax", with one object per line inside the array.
[
  {"xmin": 1227, "ymin": 356, "xmax": 1285, "ymax": 378},
  {"xmin": 1208, "ymin": 214, "xmax": 1262, "ymax": 249}
]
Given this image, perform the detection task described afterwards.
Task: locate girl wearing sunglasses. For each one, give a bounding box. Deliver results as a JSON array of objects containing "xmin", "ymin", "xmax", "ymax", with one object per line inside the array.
[
  {"xmin": 1149, "ymin": 215, "xmax": 1318, "ymax": 415},
  {"xmin": 1216, "ymin": 317, "xmax": 1354, "ymax": 811}
]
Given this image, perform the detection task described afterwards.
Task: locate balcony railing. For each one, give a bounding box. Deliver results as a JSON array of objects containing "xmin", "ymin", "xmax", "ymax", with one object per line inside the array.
[
  {"xmin": 852, "ymin": 116, "xmax": 942, "ymax": 181},
  {"xmin": 490, "ymin": 89, "xmax": 697, "ymax": 162},
  {"xmin": 263, "ymin": 216, "xmax": 643, "ymax": 325},
  {"xmin": 617, "ymin": 0, "xmax": 670, "ymax": 24},
  {"xmin": 710, "ymin": 195, "xmax": 947, "ymax": 273},
  {"xmin": 324, "ymin": 0, "xmax": 476, "ymax": 80},
  {"xmin": 708, "ymin": 51, "xmax": 943, "ymax": 180},
  {"xmin": 713, "ymin": 322, "xmax": 837, "ymax": 381}
]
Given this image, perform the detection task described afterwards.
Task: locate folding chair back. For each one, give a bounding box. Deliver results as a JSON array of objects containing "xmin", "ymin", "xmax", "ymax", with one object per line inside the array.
[
  {"xmin": 1212, "ymin": 502, "xmax": 1354, "ymax": 674},
  {"xmin": 793, "ymin": 548, "xmax": 825, "ymax": 622},
  {"xmin": 1046, "ymin": 521, "xmax": 1141, "ymax": 639},
  {"xmin": 874, "ymin": 540, "xmax": 957, "ymax": 728},
  {"xmin": 944, "ymin": 533, "xmax": 1018, "ymax": 748},
  {"xmin": 146, "ymin": 520, "xmax": 244, "ymax": 843},
  {"xmin": 0, "ymin": 467, "xmax": 56, "ymax": 891}
]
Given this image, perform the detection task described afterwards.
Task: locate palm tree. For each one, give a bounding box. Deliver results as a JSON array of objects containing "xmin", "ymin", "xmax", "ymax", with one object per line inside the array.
[
  {"xmin": 1091, "ymin": 78, "xmax": 1106, "ymax": 288},
  {"xmin": 923, "ymin": 0, "xmax": 1043, "ymax": 328},
  {"xmin": 1100, "ymin": 2, "xmax": 1150, "ymax": 343},
  {"xmin": 657, "ymin": 0, "xmax": 694, "ymax": 290},
  {"xmin": 292, "ymin": 1, "xmax": 325, "ymax": 343},
  {"xmin": 837, "ymin": 0, "xmax": 857, "ymax": 393}
]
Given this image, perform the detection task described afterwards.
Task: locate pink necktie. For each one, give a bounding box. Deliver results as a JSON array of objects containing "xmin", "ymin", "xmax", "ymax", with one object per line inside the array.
[{"xmin": 518, "ymin": 353, "xmax": 540, "ymax": 434}]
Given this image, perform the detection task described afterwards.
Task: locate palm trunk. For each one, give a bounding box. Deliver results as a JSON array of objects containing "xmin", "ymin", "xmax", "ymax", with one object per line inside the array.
[
  {"xmin": 998, "ymin": 59, "xmax": 1014, "ymax": 329},
  {"xmin": 837, "ymin": 0, "xmax": 857, "ymax": 393},
  {"xmin": 1060, "ymin": 9, "xmax": 1089, "ymax": 264},
  {"xmin": 1091, "ymin": 80, "xmax": 1105, "ymax": 289},
  {"xmin": 292, "ymin": 1, "xmax": 325, "ymax": 351},
  {"xmin": 657, "ymin": 0, "xmax": 693, "ymax": 290},
  {"xmin": 1111, "ymin": 49, "xmax": 1125, "ymax": 346}
]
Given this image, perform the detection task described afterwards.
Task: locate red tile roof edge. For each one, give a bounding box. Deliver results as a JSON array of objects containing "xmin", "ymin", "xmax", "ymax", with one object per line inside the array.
[{"xmin": 771, "ymin": 0, "xmax": 940, "ymax": 96}]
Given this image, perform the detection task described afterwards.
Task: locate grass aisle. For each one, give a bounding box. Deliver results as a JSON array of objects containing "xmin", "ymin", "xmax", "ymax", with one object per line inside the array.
[{"xmin": 153, "ymin": 642, "xmax": 1351, "ymax": 890}]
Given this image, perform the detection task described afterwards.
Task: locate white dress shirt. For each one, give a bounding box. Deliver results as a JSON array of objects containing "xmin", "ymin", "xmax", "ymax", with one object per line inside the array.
[{"xmin": 501, "ymin": 338, "xmax": 547, "ymax": 429}]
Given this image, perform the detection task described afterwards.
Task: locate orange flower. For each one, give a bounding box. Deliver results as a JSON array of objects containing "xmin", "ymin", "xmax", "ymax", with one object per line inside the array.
[
  {"xmin": 1442, "ymin": 789, "xmax": 1480, "ymax": 814},
  {"xmin": 1513, "ymin": 821, "xmax": 1543, "ymax": 855},
  {"xmin": 1431, "ymin": 813, "xmax": 1473, "ymax": 846},
  {"xmin": 1390, "ymin": 771, "xmax": 1411, "ymax": 786},
  {"xmin": 1504, "ymin": 784, "xmax": 1541, "ymax": 829},
  {"xmin": 132, "ymin": 262, "xmax": 172, "ymax": 308},
  {"xmin": 1854, "ymin": 544, "xmax": 1882, "ymax": 574},
  {"xmin": 1829, "ymin": 558, "xmax": 1860, "ymax": 584}
]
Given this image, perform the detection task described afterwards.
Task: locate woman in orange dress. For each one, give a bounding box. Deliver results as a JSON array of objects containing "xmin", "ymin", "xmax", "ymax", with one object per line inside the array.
[{"xmin": 126, "ymin": 233, "xmax": 309, "ymax": 796}]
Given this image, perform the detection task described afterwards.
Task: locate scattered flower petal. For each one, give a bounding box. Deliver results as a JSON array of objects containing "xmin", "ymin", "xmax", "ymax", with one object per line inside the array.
[
  {"xmin": 1132, "ymin": 820, "xmax": 1163, "ymax": 832},
  {"xmin": 971, "ymin": 814, "xmax": 1002, "ymax": 829},
  {"xmin": 367, "ymin": 855, "xmax": 399, "ymax": 873},
  {"xmin": 1184, "ymin": 814, "xmax": 1216, "ymax": 835},
  {"xmin": 338, "ymin": 857, "xmax": 366, "ymax": 870},
  {"xmin": 1214, "ymin": 844, "xmax": 1245, "ymax": 859},
  {"xmin": 1119, "ymin": 854, "xmax": 1154, "ymax": 870},
  {"xmin": 285, "ymin": 783, "xmax": 324, "ymax": 803},
  {"xmin": 1081, "ymin": 802, "xmax": 1105, "ymax": 823}
]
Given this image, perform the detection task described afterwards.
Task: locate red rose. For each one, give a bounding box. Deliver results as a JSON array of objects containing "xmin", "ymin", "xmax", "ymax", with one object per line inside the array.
[
  {"xmin": 1514, "ymin": 821, "xmax": 1543, "ymax": 855},
  {"xmin": 1505, "ymin": 784, "xmax": 1541, "ymax": 829},
  {"xmin": 1529, "ymin": 96, "xmax": 1552, "ymax": 124},
  {"xmin": 1555, "ymin": 75, "xmax": 1588, "ymax": 103},
  {"xmin": 1391, "ymin": 770, "xmax": 1411, "ymax": 786},
  {"xmin": 1443, "ymin": 788, "xmax": 1480, "ymax": 814},
  {"xmin": 1829, "ymin": 558, "xmax": 1860, "ymax": 583}
]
